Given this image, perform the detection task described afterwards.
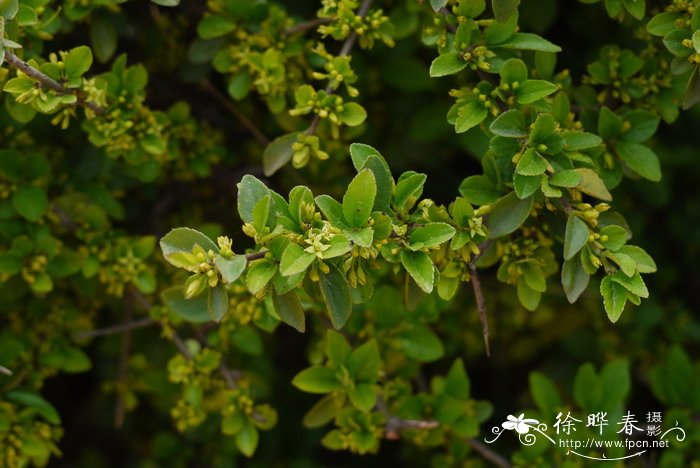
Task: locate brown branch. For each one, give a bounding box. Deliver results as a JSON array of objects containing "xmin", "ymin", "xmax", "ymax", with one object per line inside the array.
[
  {"xmin": 245, "ymin": 250, "xmax": 268, "ymax": 261},
  {"xmin": 200, "ymin": 79, "xmax": 270, "ymax": 146},
  {"xmin": 439, "ymin": 7, "xmax": 458, "ymax": 33},
  {"xmin": 384, "ymin": 417, "xmax": 439, "ymax": 440},
  {"xmin": 559, "ymin": 196, "xmax": 573, "ymax": 215},
  {"xmin": 3, "ymin": 51, "xmax": 105, "ymax": 114},
  {"xmin": 283, "ymin": 17, "xmax": 333, "ymax": 36},
  {"xmin": 466, "ymin": 438, "xmax": 512, "ymax": 468},
  {"xmin": 469, "ymin": 240, "xmax": 493, "ymax": 357},
  {"xmin": 306, "ymin": 0, "xmax": 374, "ymax": 136},
  {"xmin": 74, "ymin": 317, "xmax": 156, "ymax": 340}
]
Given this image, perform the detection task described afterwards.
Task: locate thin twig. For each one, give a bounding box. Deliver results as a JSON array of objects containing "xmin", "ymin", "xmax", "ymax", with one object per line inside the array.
[
  {"xmin": 171, "ymin": 331, "xmax": 193, "ymax": 360},
  {"xmin": 466, "ymin": 438, "xmax": 512, "ymax": 468},
  {"xmin": 559, "ymin": 196, "xmax": 573, "ymax": 215},
  {"xmin": 283, "ymin": 17, "xmax": 333, "ymax": 36},
  {"xmin": 245, "ymin": 250, "xmax": 268, "ymax": 261},
  {"xmin": 3, "ymin": 51, "xmax": 105, "ymax": 114},
  {"xmin": 376, "ymin": 398, "xmax": 438, "ymax": 440},
  {"xmin": 114, "ymin": 295, "xmax": 134, "ymax": 428},
  {"xmin": 74, "ymin": 317, "xmax": 156, "ymax": 340},
  {"xmin": 306, "ymin": 0, "xmax": 374, "ymax": 136},
  {"xmin": 200, "ymin": 79, "xmax": 270, "ymax": 146},
  {"xmin": 469, "ymin": 240, "xmax": 493, "ymax": 357},
  {"xmin": 438, "ymin": 7, "xmax": 458, "ymax": 33}
]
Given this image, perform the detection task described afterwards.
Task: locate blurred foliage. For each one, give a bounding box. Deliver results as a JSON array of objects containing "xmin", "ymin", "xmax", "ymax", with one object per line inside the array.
[{"xmin": 0, "ymin": 0, "xmax": 699, "ymax": 466}]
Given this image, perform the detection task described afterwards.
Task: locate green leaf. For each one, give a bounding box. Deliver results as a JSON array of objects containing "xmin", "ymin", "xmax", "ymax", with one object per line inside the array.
[
  {"xmin": 235, "ymin": 422, "xmax": 259, "ymax": 457},
  {"xmin": 90, "ymin": 15, "xmax": 117, "ymax": 63},
  {"xmin": 315, "ymin": 194, "xmax": 348, "ymax": 228},
  {"xmin": 564, "ymin": 215, "xmax": 589, "ymax": 260},
  {"xmin": 319, "ymin": 262, "xmax": 353, "ymax": 329},
  {"xmin": 161, "ymin": 286, "xmax": 210, "ymax": 323},
  {"xmin": 601, "ymin": 275, "xmax": 627, "ymax": 322},
  {"xmin": 272, "ymin": 290, "xmax": 305, "ymax": 332},
  {"xmin": 292, "ymin": 366, "xmax": 341, "ymax": 393},
  {"xmin": 682, "ymin": 65, "xmax": 700, "ymax": 110},
  {"xmin": 408, "ymin": 223, "xmax": 456, "ymax": 250},
  {"xmin": 64, "ymin": 46, "xmax": 93, "ymax": 78},
  {"xmin": 489, "ymin": 109, "xmax": 527, "ymax": 137},
  {"xmin": 160, "ymin": 227, "xmax": 218, "ymax": 257},
  {"xmin": 445, "ymin": 359, "xmax": 471, "ymax": 400},
  {"xmin": 529, "ymin": 372, "xmax": 561, "ymax": 416},
  {"xmin": 207, "ymin": 283, "xmax": 228, "ymax": 322},
  {"xmin": 263, "ymin": 132, "xmax": 299, "ymax": 177},
  {"xmin": 0, "ymin": 0, "xmax": 19, "ymax": 20},
  {"xmin": 429, "ymin": 0, "xmax": 448, "ymax": 11},
  {"xmin": 517, "ymin": 277, "xmax": 541, "ymax": 310},
  {"xmin": 663, "ymin": 29, "xmax": 693, "ymax": 57},
  {"xmin": 6, "ymin": 391, "xmax": 60, "ymax": 424},
  {"xmin": 615, "ymin": 141, "xmax": 661, "ymax": 181},
  {"xmin": 400, "ymin": 250, "xmax": 435, "ymax": 294},
  {"xmin": 228, "ymin": 71, "xmax": 252, "ymax": 100},
  {"xmin": 214, "ymin": 255, "xmax": 246, "ymax": 283},
  {"xmin": 485, "ymin": 191, "xmax": 533, "ymax": 238},
  {"xmin": 498, "ymin": 33, "xmax": 561, "ymax": 53},
  {"xmin": 561, "ymin": 131, "xmax": 603, "ymax": 150},
  {"xmin": 345, "ymin": 227, "xmax": 374, "ymax": 248},
  {"xmin": 611, "ymin": 270, "xmax": 648, "ymax": 298},
  {"xmin": 516, "ymin": 148, "xmax": 547, "ymax": 176},
  {"xmin": 399, "ymin": 326, "xmax": 445, "ymax": 362},
  {"xmin": 599, "ymin": 225, "xmax": 628, "ymax": 251},
  {"xmin": 600, "ymin": 359, "xmax": 631, "ymax": 407},
  {"xmin": 339, "ymin": 102, "xmax": 367, "ymax": 126},
  {"xmin": 280, "ymin": 243, "xmax": 316, "ymax": 276},
  {"xmin": 499, "ymin": 58, "xmax": 528, "ymax": 84},
  {"xmin": 622, "ymin": 0, "xmax": 644, "ymax": 20},
  {"xmin": 348, "ymin": 384, "xmax": 376, "ymax": 412},
  {"xmin": 549, "ymin": 170, "xmax": 582, "ymax": 187},
  {"xmin": 617, "ymin": 245, "xmax": 656, "ymax": 273},
  {"xmin": 395, "ymin": 172, "xmax": 427, "ymax": 208},
  {"xmin": 459, "ymin": 175, "xmax": 501, "ymax": 205},
  {"xmin": 575, "ymin": 168, "xmax": 612, "ymax": 201},
  {"xmin": 347, "ymin": 340, "xmax": 380, "ymax": 382},
  {"xmin": 513, "ymin": 173, "xmax": 541, "ymax": 199},
  {"xmin": 646, "ymin": 12, "xmax": 679, "ymax": 36},
  {"xmin": 343, "ymin": 169, "xmax": 377, "ymax": 228},
  {"xmin": 561, "ymin": 255, "xmax": 590, "ymax": 303},
  {"xmin": 303, "ymin": 394, "xmax": 338, "ymax": 428},
  {"xmin": 12, "ymin": 186, "xmax": 47, "ymax": 221},
  {"xmin": 151, "ymin": 0, "xmax": 180, "ymax": 5},
  {"xmin": 515, "ymin": 80, "xmax": 558, "ymax": 104},
  {"xmin": 246, "ymin": 260, "xmax": 277, "ymax": 295},
  {"xmin": 520, "ymin": 261, "xmax": 546, "ymax": 292},
  {"xmin": 349, "ymin": 143, "xmax": 383, "ymax": 170},
  {"xmin": 455, "ymin": 101, "xmax": 488, "ymax": 133},
  {"xmin": 429, "ymin": 52, "xmax": 467, "ymax": 77},
  {"xmin": 621, "ymin": 110, "xmax": 660, "ymax": 142},
  {"xmin": 198, "ymin": 14, "xmax": 236, "ymax": 39},
  {"xmin": 573, "ymin": 364, "xmax": 602, "ymax": 411},
  {"xmin": 492, "ymin": 0, "xmax": 520, "ymax": 23},
  {"xmin": 237, "ymin": 175, "xmax": 270, "ymax": 223},
  {"xmin": 360, "ymin": 155, "xmax": 393, "ymax": 213},
  {"xmin": 322, "ymin": 235, "xmax": 351, "ymax": 259},
  {"xmin": 598, "ymin": 107, "xmax": 623, "ymax": 139}
]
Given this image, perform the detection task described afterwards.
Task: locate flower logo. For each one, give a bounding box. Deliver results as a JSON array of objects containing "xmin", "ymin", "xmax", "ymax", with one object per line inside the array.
[{"xmin": 502, "ymin": 413, "xmax": 540, "ymax": 434}]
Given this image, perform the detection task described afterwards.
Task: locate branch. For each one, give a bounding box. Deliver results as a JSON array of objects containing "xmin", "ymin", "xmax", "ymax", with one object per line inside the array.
[
  {"xmin": 384, "ymin": 416, "xmax": 439, "ymax": 440},
  {"xmin": 3, "ymin": 51, "xmax": 105, "ymax": 114},
  {"xmin": 200, "ymin": 79, "xmax": 270, "ymax": 146},
  {"xmin": 283, "ymin": 17, "xmax": 333, "ymax": 36},
  {"xmin": 470, "ymin": 240, "xmax": 493, "ymax": 357},
  {"xmin": 244, "ymin": 250, "xmax": 268, "ymax": 261},
  {"xmin": 114, "ymin": 295, "xmax": 134, "ymax": 429},
  {"xmin": 465, "ymin": 438, "xmax": 512, "ymax": 468},
  {"xmin": 306, "ymin": 0, "xmax": 374, "ymax": 136},
  {"xmin": 559, "ymin": 196, "xmax": 573, "ymax": 215},
  {"xmin": 73, "ymin": 317, "xmax": 156, "ymax": 340}
]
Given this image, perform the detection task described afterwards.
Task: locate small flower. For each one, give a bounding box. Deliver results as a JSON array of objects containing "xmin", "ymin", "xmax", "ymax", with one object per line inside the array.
[{"xmin": 502, "ymin": 413, "xmax": 539, "ymax": 434}]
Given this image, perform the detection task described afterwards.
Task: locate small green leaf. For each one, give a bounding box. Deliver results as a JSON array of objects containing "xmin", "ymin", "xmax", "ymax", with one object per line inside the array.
[
  {"xmin": 682, "ymin": 65, "xmax": 700, "ymax": 110},
  {"xmin": 0, "ymin": 0, "xmax": 19, "ymax": 20},
  {"xmin": 303, "ymin": 394, "xmax": 338, "ymax": 428},
  {"xmin": 561, "ymin": 131, "xmax": 603, "ymax": 150},
  {"xmin": 516, "ymin": 148, "xmax": 547, "ymax": 176},
  {"xmin": 515, "ymin": 80, "xmax": 558, "ymax": 104},
  {"xmin": 339, "ymin": 102, "xmax": 367, "ymax": 127},
  {"xmin": 429, "ymin": 0, "xmax": 448, "ymax": 11},
  {"xmin": 459, "ymin": 175, "xmax": 501, "ymax": 205},
  {"xmin": 498, "ymin": 33, "xmax": 561, "ymax": 53},
  {"xmin": 198, "ymin": 14, "xmax": 236, "ymax": 39},
  {"xmin": 564, "ymin": 215, "xmax": 589, "ymax": 260},
  {"xmin": 6, "ymin": 391, "xmax": 60, "ymax": 424},
  {"xmin": 549, "ymin": 170, "xmax": 582, "ymax": 187},
  {"xmin": 90, "ymin": 15, "xmax": 117, "ymax": 63},
  {"xmin": 12, "ymin": 186, "xmax": 47, "ymax": 221},
  {"xmin": 622, "ymin": 0, "xmax": 644, "ymax": 20},
  {"xmin": 280, "ymin": 243, "xmax": 316, "ymax": 276},
  {"xmin": 599, "ymin": 225, "xmax": 628, "ymax": 251},
  {"xmin": 237, "ymin": 175, "xmax": 270, "ymax": 223},
  {"xmin": 517, "ymin": 277, "xmax": 541, "ymax": 310},
  {"xmin": 409, "ymin": 223, "xmax": 456, "ymax": 250},
  {"xmin": 64, "ymin": 46, "xmax": 93, "ymax": 78},
  {"xmin": 293, "ymin": 366, "xmax": 341, "ymax": 393},
  {"xmin": 611, "ymin": 270, "xmax": 648, "ymax": 298},
  {"xmin": 575, "ymin": 168, "xmax": 612, "ymax": 201},
  {"xmin": 621, "ymin": 110, "xmax": 660, "ymax": 142},
  {"xmin": 601, "ymin": 275, "xmax": 627, "ymax": 322},
  {"xmin": 151, "ymin": 0, "xmax": 180, "ymax": 5},
  {"xmin": 395, "ymin": 172, "xmax": 427, "ymax": 208},
  {"xmin": 319, "ymin": 263, "xmax": 353, "ymax": 329},
  {"xmin": 489, "ymin": 109, "xmax": 527, "ymax": 137},
  {"xmin": 322, "ymin": 235, "xmax": 351, "ymax": 259},
  {"xmin": 235, "ymin": 422, "xmax": 259, "ymax": 457},
  {"xmin": 343, "ymin": 169, "xmax": 377, "ymax": 228},
  {"xmin": 617, "ymin": 245, "xmax": 656, "ymax": 273},
  {"xmin": 347, "ymin": 340, "xmax": 380, "ymax": 382},
  {"xmin": 399, "ymin": 326, "xmax": 445, "ymax": 362},
  {"xmin": 315, "ymin": 195, "xmax": 348, "ymax": 228},
  {"xmin": 161, "ymin": 286, "xmax": 210, "ymax": 323},
  {"xmin": 615, "ymin": 141, "xmax": 661, "ymax": 181},
  {"xmin": 455, "ymin": 101, "xmax": 488, "ymax": 133},
  {"xmin": 429, "ymin": 52, "xmax": 467, "ymax": 77},
  {"xmin": 160, "ymin": 227, "xmax": 218, "ymax": 257},
  {"xmin": 492, "ymin": 0, "xmax": 520, "ymax": 23},
  {"xmin": 520, "ymin": 261, "xmax": 546, "ymax": 292},
  {"xmin": 444, "ymin": 359, "xmax": 471, "ymax": 400},
  {"xmin": 400, "ymin": 250, "xmax": 435, "ymax": 294},
  {"xmin": 207, "ymin": 283, "xmax": 228, "ymax": 322},
  {"xmin": 348, "ymin": 384, "xmax": 376, "ymax": 412},
  {"xmin": 485, "ymin": 192, "xmax": 533, "ymax": 238},
  {"xmin": 561, "ymin": 255, "xmax": 590, "ymax": 303},
  {"xmin": 246, "ymin": 260, "xmax": 277, "ymax": 295},
  {"xmin": 263, "ymin": 132, "xmax": 299, "ymax": 177},
  {"xmin": 272, "ymin": 290, "xmax": 305, "ymax": 332},
  {"xmin": 214, "ymin": 255, "xmax": 246, "ymax": 283},
  {"xmin": 646, "ymin": 12, "xmax": 679, "ymax": 36},
  {"xmin": 360, "ymin": 155, "xmax": 393, "ymax": 213},
  {"xmin": 529, "ymin": 372, "xmax": 561, "ymax": 417}
]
